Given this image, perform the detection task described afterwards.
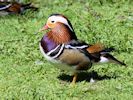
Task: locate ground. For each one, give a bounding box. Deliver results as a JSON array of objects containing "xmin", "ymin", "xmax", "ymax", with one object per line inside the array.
[{"xmin": 0, "ymin": 0, "xmax": 133, "ymax": 99}]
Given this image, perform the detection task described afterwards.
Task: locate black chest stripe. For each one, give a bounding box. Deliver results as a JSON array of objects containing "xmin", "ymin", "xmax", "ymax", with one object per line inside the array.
[{"xmin": 46, "ymin": 44, "xmax": 65, "ymax": 59}]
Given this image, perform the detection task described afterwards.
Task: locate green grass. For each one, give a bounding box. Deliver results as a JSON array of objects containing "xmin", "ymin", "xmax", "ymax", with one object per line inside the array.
[{"xmin": 0, "ymin": 0, "xmax": 133, "ymax": 99}]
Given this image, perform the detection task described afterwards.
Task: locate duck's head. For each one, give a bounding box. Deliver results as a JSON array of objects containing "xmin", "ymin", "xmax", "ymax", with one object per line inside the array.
[
  {"xmin": 39, "ymin": 14, "xmax": 77, "ymax": 44},
  {"xmin": 40, "ymin": 14, "xmax": 75, "ymax": 32}
]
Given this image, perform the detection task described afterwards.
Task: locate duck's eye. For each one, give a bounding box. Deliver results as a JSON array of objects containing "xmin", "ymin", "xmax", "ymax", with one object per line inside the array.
[{"xmin": 51, "ymin": 21, "xmax": 55, "ymax": 23}]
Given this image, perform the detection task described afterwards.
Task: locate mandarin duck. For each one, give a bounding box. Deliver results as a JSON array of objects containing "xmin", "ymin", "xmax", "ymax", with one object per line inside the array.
[
  {"xmin": 0, "ymin": 1, "xmax": 37, "ymax": 15},
  {"xmin": 39, "ymin": 14, "xmax": 126, "ymax": 84}
]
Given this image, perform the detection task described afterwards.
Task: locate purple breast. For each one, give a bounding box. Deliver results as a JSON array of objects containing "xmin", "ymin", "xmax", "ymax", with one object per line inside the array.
[{"xmin": 40, "ymin": 34, "xmax": 57, "ymax": 53}]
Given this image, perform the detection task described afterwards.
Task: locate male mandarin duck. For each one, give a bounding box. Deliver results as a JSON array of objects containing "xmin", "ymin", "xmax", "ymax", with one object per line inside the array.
[
  {"xmin": 0, "ymin": 1, "xmax": 37, "ymax": 15},
  {"xmin": 39, "ymin": 14, "xmax": 126, "ymax": 84}
]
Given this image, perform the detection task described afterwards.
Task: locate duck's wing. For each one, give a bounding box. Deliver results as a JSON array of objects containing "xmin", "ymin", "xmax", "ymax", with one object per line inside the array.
[{"xmin": 65, "ymin": 40, "xmax": 126, "ymax": 66}]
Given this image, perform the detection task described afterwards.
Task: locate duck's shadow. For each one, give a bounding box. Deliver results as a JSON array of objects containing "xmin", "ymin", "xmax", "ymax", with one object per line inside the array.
[{"xmin": 58, "ymin": 71, "xmax": 115, "ymax": 82}]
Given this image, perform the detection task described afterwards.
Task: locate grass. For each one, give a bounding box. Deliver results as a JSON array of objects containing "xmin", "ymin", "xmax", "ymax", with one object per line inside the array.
[{"xmin": 0, "ymin": 0, "xmax": 133, "ymax": 99}]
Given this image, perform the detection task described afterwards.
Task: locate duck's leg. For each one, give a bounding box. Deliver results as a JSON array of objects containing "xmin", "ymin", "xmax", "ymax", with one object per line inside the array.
[{"xmin": 71, "ymin": 73, "xmax": 78, "ymax": 84}]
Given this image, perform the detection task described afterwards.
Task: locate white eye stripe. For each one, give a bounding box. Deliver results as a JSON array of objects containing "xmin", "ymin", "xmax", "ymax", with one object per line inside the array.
[{"xmin": 48, "ymin": 16, "xmax": 73, "ymax": 31}]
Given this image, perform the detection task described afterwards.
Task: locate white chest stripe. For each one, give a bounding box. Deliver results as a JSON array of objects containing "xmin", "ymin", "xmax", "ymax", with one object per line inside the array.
[
  {"xmin": 47, "ymin": 45, "xmax": 61, "ymax": 56},
  {"xmin": 65, "ymin": 44, "xmax": 88, "ymax": 49},
  {"xmin": 49, "ymin": 44, "xmax": 65, "ymax": 59},
  {"xmin": 46, "ymin": 44, "xmax": 65, "ymax": 59}
]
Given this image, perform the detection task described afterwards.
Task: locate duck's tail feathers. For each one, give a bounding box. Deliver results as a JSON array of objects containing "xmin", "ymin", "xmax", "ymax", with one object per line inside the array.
[
  {"xmin": 100, "ymin": 47, "xmax": 115, "ymax": 54},
  {"xmin": 100, "ymin": 53, "xmax": 127, "ymax": 66}
]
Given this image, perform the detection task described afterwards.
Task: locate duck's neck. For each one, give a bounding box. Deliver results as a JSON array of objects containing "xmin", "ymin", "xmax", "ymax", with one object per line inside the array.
[{"xmin": 47, "ymin": 24, "xmax": 77, "ymax": 44}]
